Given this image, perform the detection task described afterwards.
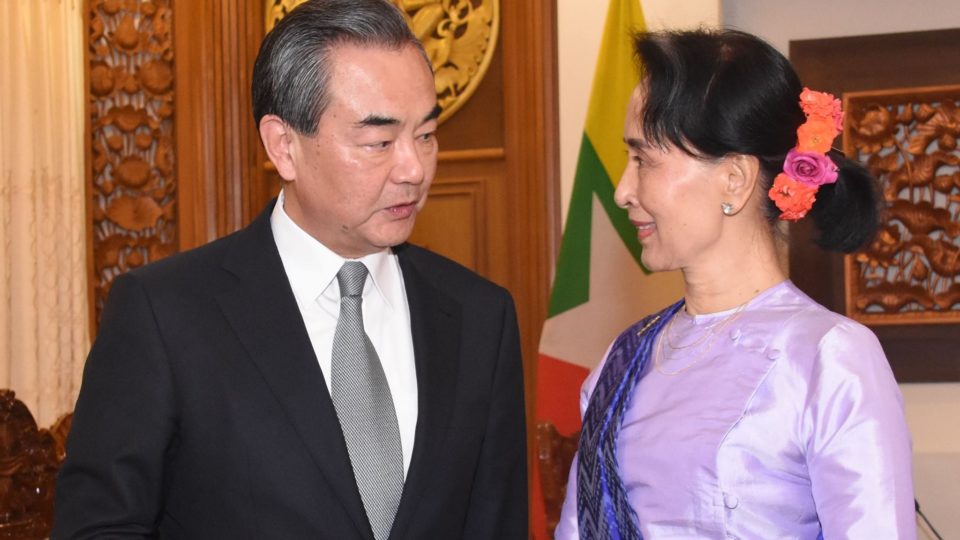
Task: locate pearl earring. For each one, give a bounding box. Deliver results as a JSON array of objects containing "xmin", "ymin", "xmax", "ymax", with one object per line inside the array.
[{"xmin": 721, "ymin": 202, "xmax": 734, "ymax": 216}]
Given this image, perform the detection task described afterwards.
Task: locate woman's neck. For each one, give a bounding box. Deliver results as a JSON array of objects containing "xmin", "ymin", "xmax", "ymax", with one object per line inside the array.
[{"xmin": 681, "ymin": 224, "xmax": 786, "ymax": 315}]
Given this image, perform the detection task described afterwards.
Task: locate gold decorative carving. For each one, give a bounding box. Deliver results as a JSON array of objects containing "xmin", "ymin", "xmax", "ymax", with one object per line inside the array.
[
  {"xmin": 844, "ymin": 86, "xmax": 960, "ymax": 324},
  {"xmin": 264, "ymin": 0, "xmax": 499, "ymax": 123},
  {"xmin": 89, "ymin": 0, "xmax": 177, "ymax": 320}
]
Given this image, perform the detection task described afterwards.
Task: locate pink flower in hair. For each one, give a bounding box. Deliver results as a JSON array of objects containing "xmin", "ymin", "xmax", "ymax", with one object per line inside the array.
[{"xmin": 783, "ymin": 149, "xmax": 839, "ymax": 187}]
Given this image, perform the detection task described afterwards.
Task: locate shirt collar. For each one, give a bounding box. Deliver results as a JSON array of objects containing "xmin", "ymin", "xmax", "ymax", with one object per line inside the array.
[{"xmin": 270, "ymin": 190, "xmax": 398, "ymax": 309}]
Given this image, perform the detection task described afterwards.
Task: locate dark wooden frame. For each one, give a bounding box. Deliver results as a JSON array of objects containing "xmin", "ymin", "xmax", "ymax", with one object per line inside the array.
[{"xmin": 789, "ymin": 28, "xmax": 960, "ymax": 382}]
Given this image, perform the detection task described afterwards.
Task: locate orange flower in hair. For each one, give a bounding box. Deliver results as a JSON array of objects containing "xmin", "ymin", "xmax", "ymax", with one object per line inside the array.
[
  {"xmin": 769, "ymin": 173, "xmax": 817, "ymax": 221},
  {"xmin": 799, "ymin": 87, "xmax": 843, "ymax": 123},
  {"xmin": 796, "ymin": 116, "xmax": 837, "ymax": 154}
]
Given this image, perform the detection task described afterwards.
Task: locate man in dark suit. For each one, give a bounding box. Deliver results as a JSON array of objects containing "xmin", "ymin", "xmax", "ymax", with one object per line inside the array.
[{"xmin": 52, "ymin": 1, "xmax": 527, "ymax": 538}]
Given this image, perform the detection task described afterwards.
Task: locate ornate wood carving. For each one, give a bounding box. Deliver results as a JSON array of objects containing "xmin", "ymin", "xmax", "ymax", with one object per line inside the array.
[
  {"xmin": 0, "ymin": 391, "xmax": 60, "ymax": 539},
  {"xmin": 88, "ymin": 0, "xmax": 177, "ymax": 320},
  {"xmin": 536, "ymin": 422, "xmax": 578, "ymax": 539},
  {"xmin": 844, "ymin": 85, "xmax": 960, "ymax": 324},
  {"xmin": 265, "ymin": 0, "xmax": 499, "ymax": 123}
]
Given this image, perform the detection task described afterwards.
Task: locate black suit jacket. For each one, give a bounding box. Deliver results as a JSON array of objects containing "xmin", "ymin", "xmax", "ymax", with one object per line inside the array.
[{"xmin": 52, "ymin": 203, "xmax": 527, "ymax": 539}]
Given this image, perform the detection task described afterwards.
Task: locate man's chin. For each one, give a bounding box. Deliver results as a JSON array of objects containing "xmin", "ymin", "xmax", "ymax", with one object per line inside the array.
[{"xmin": 370, "ymin": 224, "xmax": 418, "ymax": 250}]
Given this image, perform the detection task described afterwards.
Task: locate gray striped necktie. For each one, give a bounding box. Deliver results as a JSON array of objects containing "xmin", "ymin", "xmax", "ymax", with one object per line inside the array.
[{"xmin": 330, "ymin": 261, "xmax": 404, "ymax": 540}]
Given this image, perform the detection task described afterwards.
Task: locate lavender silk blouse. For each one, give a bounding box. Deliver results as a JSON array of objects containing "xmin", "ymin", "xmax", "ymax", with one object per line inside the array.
[{"xmin": 555, "ymin": 281, "xmax": 916, "ymax": 539}]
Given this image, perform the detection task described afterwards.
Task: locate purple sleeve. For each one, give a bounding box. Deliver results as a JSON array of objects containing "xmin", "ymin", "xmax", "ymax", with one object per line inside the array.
[{"xmin": 803, "ymin": 321, "xmax": 916, "ymax": 539}]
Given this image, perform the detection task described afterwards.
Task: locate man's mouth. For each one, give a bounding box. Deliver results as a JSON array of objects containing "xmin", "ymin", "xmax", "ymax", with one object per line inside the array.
[{"xmin": 385, "ymin": 201, "xmax": 419, "ymax": 218}]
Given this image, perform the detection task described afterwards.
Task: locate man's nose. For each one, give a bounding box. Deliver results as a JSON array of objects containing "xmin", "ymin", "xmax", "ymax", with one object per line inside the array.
[{"xmin": 392, "ymin": 137, "xmax": 426, "ymax": 184}]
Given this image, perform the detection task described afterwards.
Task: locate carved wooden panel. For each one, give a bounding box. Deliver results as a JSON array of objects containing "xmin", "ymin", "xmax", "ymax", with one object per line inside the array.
[
  {"xmin": 88, "ymin": 0, "xmax": 177, "ymax": 320},
  {"xmin": 536, "ymin": 422, "xmax": 578, "ymax": 539},
  {"xmin": 844, "ymin": 86, "xmax": 960, "ymax": 325},
  {"xmin": 0, "ymin": 391, "xmax": 59, "ymax": 539}
]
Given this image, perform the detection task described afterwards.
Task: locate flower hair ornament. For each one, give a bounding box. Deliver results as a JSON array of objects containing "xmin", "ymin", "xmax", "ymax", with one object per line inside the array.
[{"xmin": 768, "ymin": 88, "xmax": 843, "ymax": 221}]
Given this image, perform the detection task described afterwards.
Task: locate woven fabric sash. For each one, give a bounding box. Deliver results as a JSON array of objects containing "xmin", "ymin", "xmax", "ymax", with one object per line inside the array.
[{"xmin": 577, "ymin": 300, "xmax": 683, "ymax": 540}]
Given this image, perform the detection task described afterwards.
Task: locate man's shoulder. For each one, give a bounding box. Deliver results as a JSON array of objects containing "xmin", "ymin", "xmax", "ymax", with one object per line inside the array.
[
  {"xmin": 395, "ymin": 243, "xmax": 510, "ymax": 302},
  {"xmin": 130, "ymin": 200, "xmax": 276, "ymax": 286},
  {"xmin": 120, "ymin": 227, "xmax": 249, "ymax": 297},
  {"xmin": 136, "ymin": 231, "xmax": 236, "ymax": 278}
]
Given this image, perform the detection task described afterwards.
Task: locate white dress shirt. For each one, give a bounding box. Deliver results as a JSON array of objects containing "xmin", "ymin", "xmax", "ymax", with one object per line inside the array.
[{"xmin": 270, "ymin": 191, "xmax": 418, "ymax": 475}]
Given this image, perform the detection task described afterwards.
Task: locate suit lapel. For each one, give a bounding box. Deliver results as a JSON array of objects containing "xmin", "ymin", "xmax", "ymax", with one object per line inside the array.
[
  {"xmin": 215, "ymin": 205, "xmax": 373, "ymax": 540},
  {"xmin": 389, "ymin": 246, "xmax": 461, "ymax": 539}
]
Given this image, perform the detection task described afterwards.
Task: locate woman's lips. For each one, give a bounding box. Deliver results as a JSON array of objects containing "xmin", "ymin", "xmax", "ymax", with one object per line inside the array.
[{"xmin": 631, "ymin": 219, "xmax": 656, "ymax": 240}]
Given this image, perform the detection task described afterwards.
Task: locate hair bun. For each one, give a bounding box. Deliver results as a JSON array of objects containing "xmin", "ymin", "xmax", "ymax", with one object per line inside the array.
[{"xmin": 808, "ymin": 155, "xmax": 882, "ymax": 253}]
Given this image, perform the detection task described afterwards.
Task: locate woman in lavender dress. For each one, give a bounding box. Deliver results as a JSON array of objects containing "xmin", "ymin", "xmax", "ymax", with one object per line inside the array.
[{"xmin": 555, "ymin": 30, "xmax": 915, "ymax": 539}]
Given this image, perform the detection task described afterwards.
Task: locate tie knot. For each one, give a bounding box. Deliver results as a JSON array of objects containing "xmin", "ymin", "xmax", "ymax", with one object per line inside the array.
[{"xmin": 337, "ymin": 261, "xmax": 368, "ymax": 298}]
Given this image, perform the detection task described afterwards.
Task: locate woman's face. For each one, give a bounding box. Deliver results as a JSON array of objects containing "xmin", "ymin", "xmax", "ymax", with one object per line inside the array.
[{"xmin": 613, "ymin": 85, "xmax": 727, "ymax": 273}]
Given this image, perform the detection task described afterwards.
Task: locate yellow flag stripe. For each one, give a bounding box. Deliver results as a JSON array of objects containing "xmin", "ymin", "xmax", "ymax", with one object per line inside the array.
[{"xmin": 583, "ymin": 0, "xmax": 646, "ymax": 187}]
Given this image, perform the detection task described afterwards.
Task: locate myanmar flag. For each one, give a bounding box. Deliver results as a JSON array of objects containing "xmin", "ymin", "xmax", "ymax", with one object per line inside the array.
[{"xmin": 532, "ymin": 0, "xmax": 683, "ymax": 536}]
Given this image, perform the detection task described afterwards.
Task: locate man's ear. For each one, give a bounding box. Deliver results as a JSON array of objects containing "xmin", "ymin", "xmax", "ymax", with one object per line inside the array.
[
  {"xmin": 259, "ymin": 115, "xmax": 298, "ymax": 181},
  {"xmin": 719, "ymin": 154, "xmax": 760, "ymax": 215}
]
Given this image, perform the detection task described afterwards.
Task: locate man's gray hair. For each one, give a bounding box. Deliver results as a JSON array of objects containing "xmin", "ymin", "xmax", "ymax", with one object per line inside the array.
[{"xmin": 252, "ymin": 0, "xmax": 428, "ymax": 136}]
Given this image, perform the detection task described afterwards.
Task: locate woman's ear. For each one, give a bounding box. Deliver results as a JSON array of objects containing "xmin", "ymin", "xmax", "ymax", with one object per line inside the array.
[
  {"xmin": 719, "ymin": 154, "xmax": 760, "ymax": 215},
  {"xmin": 259, "ymin": 115, "xmax": 298, "ymax": 181}
]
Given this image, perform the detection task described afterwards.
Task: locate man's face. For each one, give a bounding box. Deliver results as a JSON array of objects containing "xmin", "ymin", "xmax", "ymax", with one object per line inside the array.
[{"xmin": 283, "ymin": 43, "xmax": 438, "ymax": 258}]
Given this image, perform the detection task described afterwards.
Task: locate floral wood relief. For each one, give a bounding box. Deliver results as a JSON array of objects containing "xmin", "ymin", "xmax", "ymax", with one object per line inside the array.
[
  {"xmin": 0, "ymin": 390, "xmax": 60, "ymax": 539},
  {"xmin": 89, "ymin": 0, "xmax": 177, "ymax": 320},
  {"xmin": 844, "ymin": 86, "xmax": 960, "ymax": 324},
  {"xmin": 265, "ymin": 0, "xmax": 499, "ymax": 123}
]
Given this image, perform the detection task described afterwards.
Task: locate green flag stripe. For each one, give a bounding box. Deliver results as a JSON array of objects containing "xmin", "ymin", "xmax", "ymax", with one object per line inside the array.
[{"xmin": 547, "ymin": 134, "xmax": 649, "ymax": 318}]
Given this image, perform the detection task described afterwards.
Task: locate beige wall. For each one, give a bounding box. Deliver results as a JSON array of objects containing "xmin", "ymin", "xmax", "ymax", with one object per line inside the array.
[
  {"xmin": 557, "ymin": 1, "xmax": 960, "ymax": 538},
  {"xmin": 722, "ymin": 0, "xmax": 960, "ymax": 58}
]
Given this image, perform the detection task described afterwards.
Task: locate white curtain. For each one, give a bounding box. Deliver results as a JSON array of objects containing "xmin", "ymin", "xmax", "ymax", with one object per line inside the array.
[{"xmin": 0, "ymin": 0, "xmax": 89, "ymax": 426}]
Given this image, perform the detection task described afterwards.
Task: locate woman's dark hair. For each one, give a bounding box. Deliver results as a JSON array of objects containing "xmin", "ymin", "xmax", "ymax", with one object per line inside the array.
[
  {"xmin": 252, "ymin": 0, "xmax": 427, "ymax": 136},
  {"xmin": 632, "ymin": 29, "xmax": 880, "ymax": 253}
]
